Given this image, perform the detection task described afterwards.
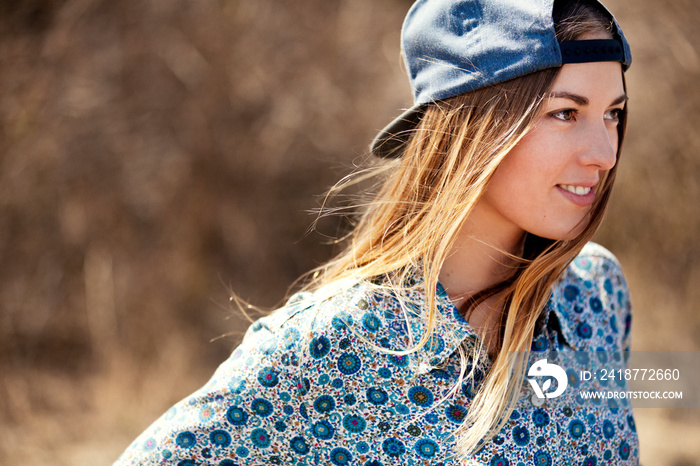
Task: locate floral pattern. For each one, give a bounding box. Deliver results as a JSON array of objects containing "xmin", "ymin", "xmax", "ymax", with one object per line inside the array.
[{"xmin": 115, "ymin": 243, "xmax": 638, "ymax": 465}]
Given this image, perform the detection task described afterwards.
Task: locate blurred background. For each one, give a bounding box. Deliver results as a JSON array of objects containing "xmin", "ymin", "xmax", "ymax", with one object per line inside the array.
[{"xmin": 0, "ymin": 0, "xmax": 698, "ymax": 464}]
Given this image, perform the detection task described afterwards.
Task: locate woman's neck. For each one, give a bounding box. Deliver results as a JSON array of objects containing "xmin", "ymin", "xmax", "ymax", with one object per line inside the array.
[
  {"xmin": 438, "ymin": 203, "xmax": 525, "ymax": 358},
  {"xmin": 438, "ymin": 202, "xmax": 525, "ymax": 308}
]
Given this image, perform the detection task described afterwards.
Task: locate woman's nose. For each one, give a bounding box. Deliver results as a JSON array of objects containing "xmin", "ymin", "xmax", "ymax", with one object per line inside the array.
[{"xmin": 580, "ymin": 121, "xmax": 618, "ymax": 170}]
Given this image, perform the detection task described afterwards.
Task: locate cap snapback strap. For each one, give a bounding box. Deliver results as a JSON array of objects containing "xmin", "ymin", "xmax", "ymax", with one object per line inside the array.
[{"xmin": 559, "ymin": 39, "xmax": 625, "ymax": 65}]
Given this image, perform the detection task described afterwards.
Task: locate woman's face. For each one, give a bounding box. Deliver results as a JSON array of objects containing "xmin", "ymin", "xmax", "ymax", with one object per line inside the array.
[{"xmin": 477, "ymin": 59, "xmax": 627, "ymax": 244}]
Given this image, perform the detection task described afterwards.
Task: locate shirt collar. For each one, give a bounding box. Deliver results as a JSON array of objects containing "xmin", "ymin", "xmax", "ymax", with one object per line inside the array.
[
  {"xmin": 539, "ymin": 282, "xmax": 578, "ymax": 350},
  {"xmin": 395, "ymin": 266, "xmax": 489, "ymax": 373},
  {"xmin": 402, "ymin": 266, "xmax": 576, "ymax": 373}
]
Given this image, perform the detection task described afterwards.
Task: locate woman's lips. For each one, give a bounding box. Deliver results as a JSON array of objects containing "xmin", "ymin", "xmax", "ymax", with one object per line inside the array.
[{"xmin": 556, "ymin": 184, "xmax": 596, "ymax": 206}]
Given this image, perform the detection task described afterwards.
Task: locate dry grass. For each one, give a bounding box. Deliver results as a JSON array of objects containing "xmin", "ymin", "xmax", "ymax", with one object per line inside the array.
[{"xmin": 0, "ymin": 0, "xmax": 698, "ymax": 464}]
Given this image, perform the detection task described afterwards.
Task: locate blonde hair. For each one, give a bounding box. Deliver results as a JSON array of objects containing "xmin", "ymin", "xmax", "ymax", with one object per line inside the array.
[{"xmin": 295, "ymin": 0, "xmax": 626, "ymax": 460}]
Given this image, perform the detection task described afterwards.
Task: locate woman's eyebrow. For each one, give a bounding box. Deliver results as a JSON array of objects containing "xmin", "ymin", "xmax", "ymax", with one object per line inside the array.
[
  {"xmin": 610, "ymin": 94, "xmax": 629, "ymax": 106},
  {"xmin": 548, "ymin": 92, "xmax": 629, "ymax": 106},
  {"xmin": 549, "ymin": 91, "xmax": 588, "ymax": 105}
]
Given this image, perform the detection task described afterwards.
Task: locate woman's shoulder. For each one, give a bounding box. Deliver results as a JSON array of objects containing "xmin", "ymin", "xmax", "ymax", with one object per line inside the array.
[
  {"xmin": 279, "ymin": 278, "xmax": 411, "ymax": 340},
  {"xmin": 570, "ymin": 241, "xmax": 624, "ymax": 275},
  {"xmin": 556, "ymin": 241, "xmax": 629, "ymax": 296},
  {"xmin": 113, "ymin": 282, "xmax": 387, "ymax": 465},
  {"xmin": 229, "ymin": 279, "xmax": 379, "ymax": 350},
  {"xmin": 557, "ymin": 242, "xmax": 629, "ymax": 294},
  {"xmin": 278, "ymin": 274, "xmax": 469, "ymax": 377},
  {"xmin": 548, "ymin": 242, "xmax": 633, "ymax": 351}
]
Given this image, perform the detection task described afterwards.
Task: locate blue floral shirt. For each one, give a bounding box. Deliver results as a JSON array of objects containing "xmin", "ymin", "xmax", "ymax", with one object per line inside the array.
[{"xmin": 115, "ymin": 242, "xmax": 638, "ymax": 465}]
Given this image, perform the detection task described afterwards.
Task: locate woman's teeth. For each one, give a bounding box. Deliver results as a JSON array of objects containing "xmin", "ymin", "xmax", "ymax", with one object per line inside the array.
[{"xmin": 559, "ymin": 185, "xmax": 591, "ymax": 195}]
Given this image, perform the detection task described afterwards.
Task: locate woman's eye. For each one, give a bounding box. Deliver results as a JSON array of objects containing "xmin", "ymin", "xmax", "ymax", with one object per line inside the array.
[
  {"xmin": 551, "ymin": 109, "xmax": 576, "ymax": 121},
  {"xmin": 605, "ymin": 108, "xmax": 622, "ymax": 120}
]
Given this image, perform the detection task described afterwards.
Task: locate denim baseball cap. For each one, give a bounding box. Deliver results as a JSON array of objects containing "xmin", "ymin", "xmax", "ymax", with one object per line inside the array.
[{"xmin": 371, "ymin": 0, "xmax": 632, "ymax": 158}]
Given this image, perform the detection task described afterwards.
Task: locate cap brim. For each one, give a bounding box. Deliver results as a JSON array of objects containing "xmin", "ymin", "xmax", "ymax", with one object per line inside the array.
[{"xmin": 370, "ymin": 105, "xmax": 425, "ymax": 158}]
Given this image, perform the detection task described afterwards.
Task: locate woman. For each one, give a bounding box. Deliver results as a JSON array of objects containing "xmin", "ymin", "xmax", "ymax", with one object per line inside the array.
[{"xmin": 116, "ymin": 0, "xmax": 638, "ymax": 464}]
